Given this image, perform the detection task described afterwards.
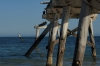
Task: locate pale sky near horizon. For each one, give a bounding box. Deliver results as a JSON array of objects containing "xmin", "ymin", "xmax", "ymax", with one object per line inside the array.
[{"xmin": 0, "ymin": 0, "xmax": 100, "ymax": 37}]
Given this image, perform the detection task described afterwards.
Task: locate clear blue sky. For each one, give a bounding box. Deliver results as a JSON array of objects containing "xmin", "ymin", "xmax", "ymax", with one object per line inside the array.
[{"xmin": 0, "ymin": 0, "xmax": 100, "ymax": 37}]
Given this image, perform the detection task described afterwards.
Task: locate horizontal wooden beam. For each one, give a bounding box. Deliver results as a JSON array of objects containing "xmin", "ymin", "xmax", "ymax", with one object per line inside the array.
[
  {"xmin": 43, "ymin": 7, "xmax": 99, "ymax": 20},
  {"xmin": 46, "ymin": 7, "xmax": 80, "ymax": 14},
  {"xmin": 34, "ymin": 26, "xmax": 47, "ymax": 29},
  {"xmin": 52, "ymin": 0, "xmax": 82, "ymax": 7},
  {"xmin": 40, "ymin": 1, "xmax": 50, "ymax": 4}
]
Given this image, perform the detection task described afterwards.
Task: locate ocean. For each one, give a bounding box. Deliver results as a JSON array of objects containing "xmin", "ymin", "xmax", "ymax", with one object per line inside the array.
[{"xmin": 0, "ymin": 36, "xmax": 100, "ymax": 66}]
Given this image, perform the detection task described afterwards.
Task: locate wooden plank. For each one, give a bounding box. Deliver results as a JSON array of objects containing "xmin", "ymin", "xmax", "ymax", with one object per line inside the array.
[
  {"xmin": 52, "ymin": 0, "xmax": 100, "ymax": 9},
  {"xmin": 56, "ymin": 6, "xmax": 70, "ymax": 66},
  {"xmin": 72, "ymin": 1, "xmax": 92, "ymax": 66},
  {"xmin": 34, "ymin": 26, "xmax": 47, "ymax": 29},
  {"xmin": 25, "ymin": 23, "xmax": 53, "ymax": 56},
  {"xmin": 46, "ymin": 6, "xmax": 100, "ymax": 16},
  {"xmin": 46, "ymin": 7, "xmax": 80, "ymax": 14},
  {"xmin": 44, "ymin": 7, "xmax": 100, "ymax": 20},
  {"xmin": 88, "ymin": 18, "xmax": 97, "ymax": 60},
  {"xmin": 40, "ymin": 1, "xmax": 50, "ymax": 4},
  {"xmin": 51, "ymin": 0, "xmax": 81, "ymax": 7},
  {"xmin": 46, "ymin": 16, "xmax": 59, "ymax": 66}
]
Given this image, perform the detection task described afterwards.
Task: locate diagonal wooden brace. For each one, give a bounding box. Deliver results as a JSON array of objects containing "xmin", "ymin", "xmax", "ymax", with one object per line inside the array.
[
  {"xmin": 25, "ymin": 23, "xmax": 53, "ymax": 56},
  {"xmin": 68, "ymin": 28, "xmax": 93, "ymax": 47}
]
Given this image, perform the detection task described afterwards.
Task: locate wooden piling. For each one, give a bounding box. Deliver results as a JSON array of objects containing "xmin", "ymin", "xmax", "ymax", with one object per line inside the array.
[
  {"xmin": 46, "ymin": 15, "xmax": 59, "ymax": 66},
  {"xmin": 18, "ymin": 33, "xmax": 24, "ymax": 42},
  {"xmin": 88, "ymin": 18, "xmax": 96, "ymax": 60},
  {"xmin": 57, "ymin": 28, "xmax": 60, "ymax": 38},
  {"xmin": 36, "ymin": 28, "xmax": 40, "ymax": 40},
  {"xmin": 72, "ymin": 1, "xmax": 92, "ymax": 66},
  {"xmin": 56, "ymin": 6, "xmax": 70, "ymax": 66},
  {"xmin": 25, "ymin": 23, "xmax": 53, "ymax": 56}
]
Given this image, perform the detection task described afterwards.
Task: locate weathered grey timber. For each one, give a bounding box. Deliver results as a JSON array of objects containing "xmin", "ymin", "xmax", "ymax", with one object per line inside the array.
[
  {"xmin": 57, "ymin": 28, "xmax": 60, "ymax": 38},
  {"xmin": 42, "ymin": 0, "xmax": 100, "ymax": 21},
  {"xmin": 67, "ymin": 28, "xmax": 93, "ymax": 47},
  {"xmin": 32, "ymin": 0, "xmax": 100, "ymax": 66},
  {"xmin": 25, "ymin": 23, "xmax": 53, "ymax": 56},
  {"xmin": 35, "ymin": 28, "xmax": 40, "ymax": 40},
  {"xmin": 88, "ymin": 18, "xmax": 97, "ymax": 60},
  {"xmin": 52, "ymin": 0, "xmax": 82, "ymax": 8},
  {"xmin": 72, "ymin": 1, "xmax": 92, "ymax": 66},
  {"xmin": 46, "ymin": 15, "xmax": 59, "ymax": 66},
  {"xmin": 34, "ymin": 25, "xmax": 47, "ymax": 40},
  {"xmin": 56, "ymin": 6, "xmax": 70, "ymax": 66}
]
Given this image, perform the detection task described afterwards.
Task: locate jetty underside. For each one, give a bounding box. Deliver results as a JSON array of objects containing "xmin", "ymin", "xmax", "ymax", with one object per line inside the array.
[{"xmin": 25, "ymin": 0, "xmax": 100, "ymax": 66}]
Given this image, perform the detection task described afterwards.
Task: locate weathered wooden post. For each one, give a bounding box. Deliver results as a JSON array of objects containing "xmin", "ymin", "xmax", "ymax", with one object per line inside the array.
[
  {"xmin": 46, "ymin": 14, "xmax": 59, "ymax": 66},
  {"xmin": 72, "ymin": 1, "xmax": 92, "ymax": 66},
  {"xmin": 57, "ymin": 28, "xmax": 60, "ymax": 38},
  {"xmin": 18, "ymin": 33, "xmax": 24, "ymax": 42},
  {"xmin": 36, "ymin": 28, "xmax": 40, "ymax": 40},
  {"xmin": 88, "ymin": 17, "xmax": 97, "ymax": 60},
  {"xmin": 25, "ymin": 23, "xmax": 52, "ymax": 56},
  {"xmin": 56, "ymin": 6, "xmax": 70, "ymax": 66},
  {"xmin": 34, "ymin": 21, "xmax": 47, "ymax": 40}
]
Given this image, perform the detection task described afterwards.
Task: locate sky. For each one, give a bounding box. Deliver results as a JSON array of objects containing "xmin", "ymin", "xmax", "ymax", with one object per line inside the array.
[{"xmin": 0, "ymin": 0, "xmax": 100, "ymax": 37}]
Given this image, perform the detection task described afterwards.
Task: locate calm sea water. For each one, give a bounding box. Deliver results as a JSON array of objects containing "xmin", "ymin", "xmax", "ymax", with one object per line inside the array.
[{"xmin": 0, "ymin": 36, "xmax": 100, "ymax": 66}]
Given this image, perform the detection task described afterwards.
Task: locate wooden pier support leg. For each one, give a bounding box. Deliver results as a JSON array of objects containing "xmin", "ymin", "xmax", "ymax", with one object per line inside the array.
[
  {"xmin": 25, "ymin": 23, "xmax": 52, "ymax": 56},
  {"xmin": 56, "ymin": 6, "xmax": 70, "ymax": 66},
  {"xmin": 36, "ymin": 28, "xmax": 40, "ymax": 40},
  {"xmin": 89, "ymin": 18, "xmax": 96, "ymax": 60},
  {"xmin": 72, "ymin": 1, "xmax": 92, "ymax": 66},
  {"xmin": 57, "ymin": 28, "xmax": 60, "ymax": 38},
  {"xmin": 46, "ymin": 15, "xmax": 59, "ymax": 66}
]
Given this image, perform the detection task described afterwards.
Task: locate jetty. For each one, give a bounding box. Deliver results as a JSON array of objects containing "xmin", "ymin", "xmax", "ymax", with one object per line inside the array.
[{"xmin": 25, "ymin": 0, "xmax": 100, "ymax": 66}]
